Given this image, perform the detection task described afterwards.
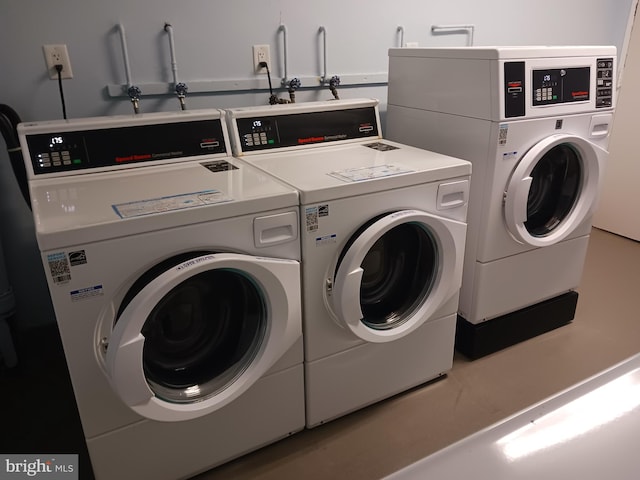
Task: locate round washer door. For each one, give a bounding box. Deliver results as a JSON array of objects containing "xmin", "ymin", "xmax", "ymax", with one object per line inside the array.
[
  {"xmin": 330, "ymin": 210, "xmax": 466, "ymax": 343},
  {"xmin": 105, "ymin": 253, "xmax": 300, "ymax": 422},
  {"xmin": 504, "ymin": 134, "xmax": 606, "ymax": 247}
]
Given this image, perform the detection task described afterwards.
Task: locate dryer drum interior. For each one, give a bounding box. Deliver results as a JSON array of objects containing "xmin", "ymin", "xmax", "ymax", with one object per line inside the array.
[
  {"xmin": 525, "ymin": 143, "xmax": 582, "ymax": 237},
  {"xmin": 115, "ymin": 255, "xmax": 268, "ymax": 404},
  {"xmin": 341, "ymin": 219, "xmax": 439, "ymax": 330}
]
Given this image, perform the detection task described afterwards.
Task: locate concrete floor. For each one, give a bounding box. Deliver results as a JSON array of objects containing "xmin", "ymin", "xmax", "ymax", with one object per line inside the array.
[{"xmin": 195, "ymin": 227, "xmax": 640, "ymax": 480}]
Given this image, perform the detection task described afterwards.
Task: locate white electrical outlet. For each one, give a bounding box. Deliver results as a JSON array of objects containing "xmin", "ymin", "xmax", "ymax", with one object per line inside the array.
[
  {"xmin": 43, "ymin": 44, "xmax": 73, "ymax": 79},
  {"xmin": 253, "ymin": 45, "xmax": 271, "ymax": 74}
]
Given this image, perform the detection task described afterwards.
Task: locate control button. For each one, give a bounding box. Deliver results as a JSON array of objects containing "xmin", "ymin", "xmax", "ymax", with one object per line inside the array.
[
  {"xmin": 41, "ymin": 162, "xmax": 51, "ymax": 168},
  {"xmin": 63, "ymin": 160, "xmax": 71, "ymax": 165},
  {"xmin": 53, "ymin": 161, "xmax": 62, "ymax": 166}
]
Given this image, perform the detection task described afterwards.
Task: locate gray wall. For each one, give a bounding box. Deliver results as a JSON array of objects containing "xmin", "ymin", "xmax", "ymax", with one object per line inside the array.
[{"xmin": 0, "ymin": 0, "xmax": 635, "ymax": 328}]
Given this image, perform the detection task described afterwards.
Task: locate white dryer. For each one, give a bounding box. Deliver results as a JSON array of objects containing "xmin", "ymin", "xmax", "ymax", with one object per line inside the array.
[
  {"xmin": 387, "ymin": 46, "xmax": 616, "ymax": 358},
  {"xmin": 18, "ymin": 110, "xmax": 304, "ymax": 480},
  {"xmin": 227, "ymin": 99, "xmax": 471, "ymax": 427}
]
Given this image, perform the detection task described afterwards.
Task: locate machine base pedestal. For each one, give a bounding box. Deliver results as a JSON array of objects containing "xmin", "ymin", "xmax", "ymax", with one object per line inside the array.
[{"xmin": 455, "ymin": 291, "xmax": 579, "ymax": 360}]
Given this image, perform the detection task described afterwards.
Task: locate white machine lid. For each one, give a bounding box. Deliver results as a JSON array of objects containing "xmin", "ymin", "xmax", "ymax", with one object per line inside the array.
[
  {"xmin": 388, "ymin": 45, "xmax": 616, "ymax": 60},
  {"xmin": 30, "ymin": 158, "xmax": 298, "ymax": 250},
  {"xmin": 236, "ymin": 140, "xmax": 470, "ymax": 204},
  {"xmin": 228, "ymin": 99, "xmax": 471, "ymax": 204},
  {"xmin": 385, "ymin": 353, "xmax": 640, "ymax": 480},
  {"xmin": 20, "ymin": 110, "xmax": 299, "ymax": 250}
]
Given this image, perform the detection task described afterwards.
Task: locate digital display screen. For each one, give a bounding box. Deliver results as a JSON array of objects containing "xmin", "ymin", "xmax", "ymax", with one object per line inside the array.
[{"xmin": 532, "ymin": 67, "xmax": 590, "ymax": 106}]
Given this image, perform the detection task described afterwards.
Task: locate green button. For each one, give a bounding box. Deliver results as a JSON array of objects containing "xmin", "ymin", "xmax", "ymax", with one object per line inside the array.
[
  {"xmin": 268, "ymin": 139, "xmax": 275, "ymax": 144},
  {"xmin": 73, "ymin": 159, "xmax": 82, "ymax": 164}
]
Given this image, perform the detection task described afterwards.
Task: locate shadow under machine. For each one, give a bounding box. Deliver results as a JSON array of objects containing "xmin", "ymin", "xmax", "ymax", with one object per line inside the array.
[
  {"xmin": 18, "ymin": 110, "xmax": 305, "ymax": 479},
  {"xmin": 386, "ymin": 46, "xmax": 616, "ymax": 358}
]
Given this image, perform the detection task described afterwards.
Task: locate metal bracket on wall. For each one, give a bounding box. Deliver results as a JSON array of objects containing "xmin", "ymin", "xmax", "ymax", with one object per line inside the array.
[
  {"xmin": 431, "ymin": 24, "xmax": 475, "ymax": 46},
  {"xmin": 278, "ymin": 23, "xmax": 290, "ymax": 86},
  {"xmin": 397, "ymin": 26, "xmax": 405, "ymax": 47},
  {"xmin": 106, "ymin": 74, "xmax": 388, "ymax": 98},
  {"xmin": 106, "ymin": 23, "xmax": 388, "ymax": 98},
  {"xmin": 117, "ymin": 23, "xmax": 143, "ymax": 113},
  {"xmin": 319, "ymin": 26, "xmax": 328, "ymax": 84}
]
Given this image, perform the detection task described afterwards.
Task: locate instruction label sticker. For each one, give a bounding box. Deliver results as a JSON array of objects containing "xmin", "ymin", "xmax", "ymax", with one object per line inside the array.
[
  {"xmin": 305, "ymin": 206, "xmax": 319, "ymax": 232},
  {"xmin": 112, "ymin": 190, "xmax": 232, "ymax": 218},
  {"xmin": 70, "ymin": 285, "xmax": 104, "ymax": 302},
  {"xmin": 47, "ymin": 252, "xmax": 71, "ymax": 284},
  {"xmin": 328, "ymin": 164, "xmax": 413, "ymax": 183},
  {"xmin": 503, "ymin": 151, "xmax": 518, "ymax": 161},
  {"xmin": 499, "ymin": 124, "xmax": 509, "ymax": 145},
  {"xmin": 315, "ymin": 234, "xmax": 337, "ymax": 246}
]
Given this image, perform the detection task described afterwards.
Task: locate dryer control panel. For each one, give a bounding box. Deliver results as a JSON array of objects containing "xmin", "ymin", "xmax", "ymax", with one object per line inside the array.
[{"xmin": 504, "ymin": 57, "xmax": 615, "ymax": 118}]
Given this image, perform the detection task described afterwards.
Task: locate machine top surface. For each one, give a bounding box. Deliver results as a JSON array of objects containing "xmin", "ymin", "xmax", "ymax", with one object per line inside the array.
[
  {"xmin": 20, "ymin": 110, "xmax": 298, "ymax": 249},
  {"xmin": 227, "ymin": 99, "xmax": 471, "ymax": 204},
  {"xmin": 388, "ymin": 45, "xmax": 616, "ymax": 60}
]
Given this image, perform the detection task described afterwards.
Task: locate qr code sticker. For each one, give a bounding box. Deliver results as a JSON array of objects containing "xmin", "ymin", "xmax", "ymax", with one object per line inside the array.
[
  {"xmin": 498, "ymin": 124, "xmax": 508, "ymax": 146},
  {"xmin": 305, "ymin": 206, "xmax": 319, "ymax": 232},
  {"xmin": 47, "ymin": 252, "xmax": 71, "ymax": 284}
]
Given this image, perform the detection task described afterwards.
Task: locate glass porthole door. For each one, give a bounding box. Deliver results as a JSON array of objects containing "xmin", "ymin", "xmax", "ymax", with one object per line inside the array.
[
  {"xmin": 105, "ymin": 253, "xmax": 300, "ymax": 422},
  {"xmin": 329, "ymin": 210, "xmax": 465, "ymax": 343},
  {"xmin": 504, "ymin": 134, "xmax": 605, "ymax": 247}
]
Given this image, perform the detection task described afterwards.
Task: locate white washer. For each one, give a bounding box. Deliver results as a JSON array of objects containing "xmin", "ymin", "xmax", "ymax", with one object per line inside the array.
[
  {"xmin": 18, "ymin": 110, "xmax": 305, "ymax": 480},
  {"xmin": 387, "ymin": 46, "xmax": 616, "ymax": 358},
  {"xmin": 227, "ymin": 99, "xmax": 471, "ymax": 427}
]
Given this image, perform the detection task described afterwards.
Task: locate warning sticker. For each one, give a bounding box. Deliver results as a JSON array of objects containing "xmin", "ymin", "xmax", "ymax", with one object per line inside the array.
[
  {"xmin": 70, "ymin": 285, "xmax": 104, "ymax": 302},
  {"xmin": 328, "ymin": 164, "xmax": 413, "ymax": 182},
  {"xmin": 112, "ymin": 190, "xmax": 232, "ymax": 219},
  {"xmin": 499, "ymin": 124, "xmax": 509, "ymax": 146},
  {"xmin": 305, "ymin": 206, "xmax": 319, "ymax": 232},
  {"xmin": 47, "ymin": 252, "xmax": 71, "ymax": 284}
]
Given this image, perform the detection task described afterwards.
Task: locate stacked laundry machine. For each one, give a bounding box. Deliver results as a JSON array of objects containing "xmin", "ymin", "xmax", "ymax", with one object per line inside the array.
[
  {"xmin": 18, "ymin": 110, "xmax": 305, "ymax": 479},
  {"xmin": 386, "ymin": 46, "xmax": 616, "ymax": 358},
  {"xmin": 226, "ymin": 99, "xmax": 472, "ymax": 427}
]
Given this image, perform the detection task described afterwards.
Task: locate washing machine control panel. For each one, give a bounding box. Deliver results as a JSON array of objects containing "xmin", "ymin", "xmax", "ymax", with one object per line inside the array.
[
  {"xmin": 24, "ymin": 119, "xmax": 228, "ymax": 175},
  {"xmin": 234, "ymin": 106, "xmax": 379, "ymax": 152},
  {"xmin": 504, "ymin": 57, "xmax": 614, "ymax": 118}
]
